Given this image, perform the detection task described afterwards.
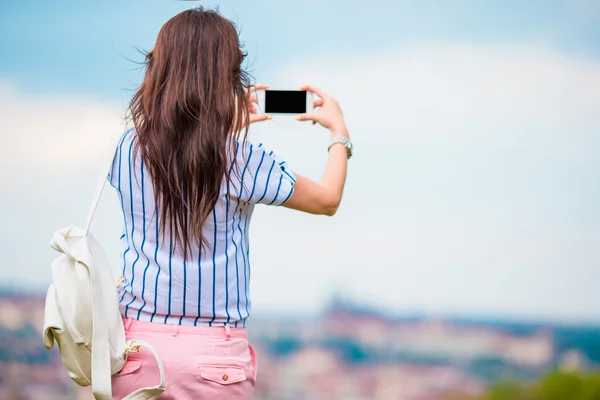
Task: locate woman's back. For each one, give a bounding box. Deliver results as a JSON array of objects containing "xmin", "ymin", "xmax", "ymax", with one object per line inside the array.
[
  {"xmin": 110, "ymin": 129, "xmax": 295, "ymax": 327},
  {"xmin": 109, "ymin": 6, "xmax": 351, "ymax": 399}
]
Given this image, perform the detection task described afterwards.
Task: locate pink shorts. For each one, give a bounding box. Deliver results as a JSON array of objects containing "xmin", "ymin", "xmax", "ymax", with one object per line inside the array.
[{"xmin": 112, "ymin": 318, "xmax": 257, "ymax": 400}]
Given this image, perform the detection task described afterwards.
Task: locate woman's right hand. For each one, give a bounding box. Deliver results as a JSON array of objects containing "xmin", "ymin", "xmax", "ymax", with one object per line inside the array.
[{"xmin": 296, "ymin": 85, "xmax": 348, "ymax": 136}]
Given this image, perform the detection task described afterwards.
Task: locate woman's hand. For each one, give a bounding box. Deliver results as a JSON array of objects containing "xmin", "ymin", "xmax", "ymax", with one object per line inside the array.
[
  {"xmin": 296, "ymin": 85, "xmax": 347, "ymax": 136},
  {"xmin": 247, "ymin": 84, "xmax": 271, "ymax": 124}
]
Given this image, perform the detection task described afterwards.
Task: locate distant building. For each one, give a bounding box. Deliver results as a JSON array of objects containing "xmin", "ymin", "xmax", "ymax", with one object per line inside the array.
[{"xmin": 559, "ymin": 349, "xmax": 587, "ymax": 371}]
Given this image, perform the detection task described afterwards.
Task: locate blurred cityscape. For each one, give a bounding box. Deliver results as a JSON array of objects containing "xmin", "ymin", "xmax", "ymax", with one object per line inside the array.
[{"xmin": 1, "ymin": 289, "xmax": 599, "ymax": 400}]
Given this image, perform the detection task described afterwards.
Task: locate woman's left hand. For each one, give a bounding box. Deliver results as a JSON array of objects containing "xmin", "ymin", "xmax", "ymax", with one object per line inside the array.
[{"xmin": 247, "ymin": 84, "xmax": 271, "ymax": 124}]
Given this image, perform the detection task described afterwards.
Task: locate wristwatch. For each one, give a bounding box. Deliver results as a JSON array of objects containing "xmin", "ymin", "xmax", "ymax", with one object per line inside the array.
[{"xmin": 328, "ymin": 136, "xmax": 353, "ymax": 159}]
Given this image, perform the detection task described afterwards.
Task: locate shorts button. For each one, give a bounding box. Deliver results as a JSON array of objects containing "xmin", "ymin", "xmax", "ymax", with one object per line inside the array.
[{"xmin": 222, "ymin": 374, "xmax": 229, "ymax": 382}]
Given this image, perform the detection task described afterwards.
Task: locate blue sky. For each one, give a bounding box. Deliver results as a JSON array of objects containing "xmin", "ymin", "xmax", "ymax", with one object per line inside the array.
[
  {"xmin": 2, "ymin": 0, "xmax": 599, "ymax": 101},
  {"xmin": 1, "ymin": 0, "xmax": 600, "ymax": 322}
]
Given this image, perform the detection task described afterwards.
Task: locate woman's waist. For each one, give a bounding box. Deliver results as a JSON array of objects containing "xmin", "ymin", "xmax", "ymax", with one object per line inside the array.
[
  {"xmin": 123, "ymin": 317, "xmax": 248, "ymax": 338},
  {"xmin": 118, "ymin": 276, "xmax": 252, "ymax": 327}
]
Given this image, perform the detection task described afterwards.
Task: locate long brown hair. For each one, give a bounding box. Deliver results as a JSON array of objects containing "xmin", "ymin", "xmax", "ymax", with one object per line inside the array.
[{"xmin": 129, "ymin": 7, "xmax": 250, "ymax": 258}]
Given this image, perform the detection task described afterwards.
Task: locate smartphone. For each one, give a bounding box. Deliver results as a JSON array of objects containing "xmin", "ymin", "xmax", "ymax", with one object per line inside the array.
[{"xmin": 263, "ymin": 90, "xmax": 312, "ymax": 114}]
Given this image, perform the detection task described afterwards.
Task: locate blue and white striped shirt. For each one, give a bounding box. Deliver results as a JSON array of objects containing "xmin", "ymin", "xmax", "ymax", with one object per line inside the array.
[{"xmin": 108, "ymin": 129, "xmax": 296, "ymax": 327}]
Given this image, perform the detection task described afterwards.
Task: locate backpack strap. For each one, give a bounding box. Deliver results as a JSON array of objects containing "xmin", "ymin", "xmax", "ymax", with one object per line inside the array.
[
  {"xmin": 90, "ymin": 239, "xmax": 114, "ymax": 400},
  {"xmin": 85, "ymin": 128, "xmax": 133, "ymax": 236},
  {"xmin": 76, "ymin": 130, "xmax": 125, "ymax": 399},
  {"xmin": 121, "ymin": 340, "xmax": 167, "ymax": 400}
]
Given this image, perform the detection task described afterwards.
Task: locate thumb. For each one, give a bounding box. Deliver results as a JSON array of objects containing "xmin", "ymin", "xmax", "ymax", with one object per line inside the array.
[
  {"xmin": 296, "ymin": 113, "xmax": 319, "ymax": 122},
  {"xmin": 250, "ymin": 113, "xmax": 272, "ymax": 124}
]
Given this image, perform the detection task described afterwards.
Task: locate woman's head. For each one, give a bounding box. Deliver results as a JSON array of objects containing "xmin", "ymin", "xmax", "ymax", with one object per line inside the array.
[{"xmin": 130, "ymin": 7, "xmax": 250, "ymax": 257}]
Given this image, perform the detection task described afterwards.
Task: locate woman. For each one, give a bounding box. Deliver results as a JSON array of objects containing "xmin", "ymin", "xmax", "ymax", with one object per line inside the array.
[{"xmin": 109, "ymin": 7, "xmax": 352, "ymax": 399}]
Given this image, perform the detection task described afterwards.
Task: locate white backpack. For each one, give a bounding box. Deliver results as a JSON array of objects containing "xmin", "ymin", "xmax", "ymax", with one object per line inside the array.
[{"xmin": 42, "ymin": 133, "xmax": 167, "ymax": 400}]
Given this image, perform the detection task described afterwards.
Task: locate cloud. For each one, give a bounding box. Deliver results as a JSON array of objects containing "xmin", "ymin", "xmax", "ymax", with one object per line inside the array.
[
  {"xmin": 255, "ymin": 43, "xmax": 600, "ymax": 212},
  {"xmin": 1, "ymin": 42, "xmax": 599, "ymax": 322},
  {"xmin": 247, "ymin": 43, "xmax": 600, "ymax": 321},
  {"xmin": 273, "ymin": 42, "xmax": 600, "ymax": 144},
  {"xmin": 0, "ymin": 81, "xmax": 125, "ymax": 184},
  {"xmin": 0, "ymin": 82, "xmax": 126, "ymax": 288}
]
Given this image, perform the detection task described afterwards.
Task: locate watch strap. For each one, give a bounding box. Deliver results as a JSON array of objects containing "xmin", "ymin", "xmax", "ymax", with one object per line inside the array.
[{"xmin": 328, "ymin": 136, "xmax": 353, "ymax": 159}]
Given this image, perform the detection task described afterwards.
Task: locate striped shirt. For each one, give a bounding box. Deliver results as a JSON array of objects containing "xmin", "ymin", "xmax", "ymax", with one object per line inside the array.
[{"xmin": 108, "ymin": 129, "xmax": 296, "ymax": 327}]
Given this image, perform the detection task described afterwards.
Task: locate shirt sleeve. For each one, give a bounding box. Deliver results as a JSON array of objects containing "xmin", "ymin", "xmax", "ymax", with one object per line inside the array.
[
  {"xmin": 107, "ymin": 152, "xmax": 118, "ymax": 188},
  {"xmin": 107, "ymin": 129, "xmax": 134, "ymax": 189},
  {"xmin": 234, "ymin": 141, "xmax": 296, "ymax": 206}
]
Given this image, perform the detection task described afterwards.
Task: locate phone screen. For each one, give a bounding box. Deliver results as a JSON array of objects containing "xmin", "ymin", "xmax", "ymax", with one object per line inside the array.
[{"xmin": 264, "ymin": 90, "xmax": 307, "ymax": 114}]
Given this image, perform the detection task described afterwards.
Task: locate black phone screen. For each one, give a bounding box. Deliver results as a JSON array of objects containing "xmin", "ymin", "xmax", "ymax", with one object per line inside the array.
[{"xmin": 264, "ymin": 90, "xmax": 307, "ymax": 114}]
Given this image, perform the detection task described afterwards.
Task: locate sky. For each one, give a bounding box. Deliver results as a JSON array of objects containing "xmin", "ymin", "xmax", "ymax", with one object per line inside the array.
[{"xmin": 1, "ymin": 0, "xmax": 600, "ymax": 323}]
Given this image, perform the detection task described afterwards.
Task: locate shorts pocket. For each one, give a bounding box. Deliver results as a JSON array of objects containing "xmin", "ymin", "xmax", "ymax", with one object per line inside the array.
[
  {"xmin": 199, "ymin": 365, "xmax": 246, "ymax": 385},
  {"xmin": 248, "ymin": 344, "xmax": 257, "ymax": 381},
  {"xmin": 115, "ymin": 360, "xmax": 143, "ymax": 376}
]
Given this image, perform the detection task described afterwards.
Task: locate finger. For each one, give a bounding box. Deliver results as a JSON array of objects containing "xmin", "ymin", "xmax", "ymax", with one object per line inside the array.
[
  {"xmin": 250, "ymin": 114, "xmax": 271, "ymax": 123},
  {"xmin": 300, "ymin": 84, "xmax": 327, "ymax": 99},
  {"xmin": 296, "ymin": 113, "xmax": 320, "ymax": 122},
  {"xmin": 249, "ymin": 95, "xmax": 258, "ymax": 104},
  {"xmin": 249, "ymin": 84, "xmax": 269, "ymax": 93},
  {"xmin": 313, "ymin": 99, "xmax": 324, "ymax": 108}
]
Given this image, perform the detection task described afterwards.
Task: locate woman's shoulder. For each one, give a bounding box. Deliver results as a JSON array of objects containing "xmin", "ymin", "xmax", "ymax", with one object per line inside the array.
[
  {"xmin": 234, "ymin": 140, "xmax": 283, "ymax": 165},
  {"xmin": 231, "ymin": 139, "xmax": 296, "ymax": 201},
  {"xmin": 115, "ymin": 127, "xmax": 136, "ymax": 148},
  {"xmin": 233, "ymin": 140, "xmax": 296, "ymax": 182}
]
